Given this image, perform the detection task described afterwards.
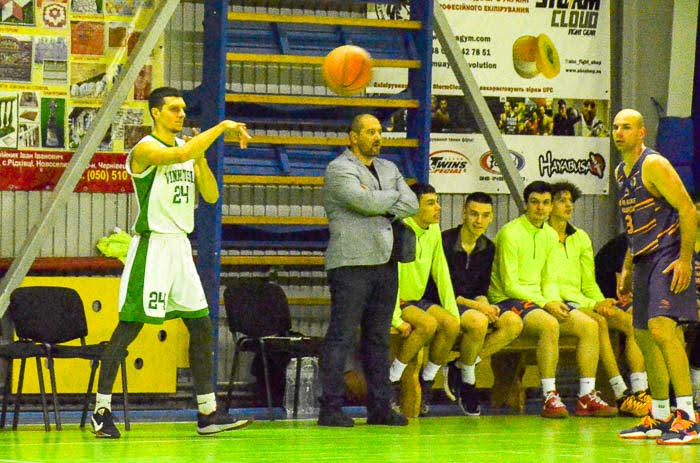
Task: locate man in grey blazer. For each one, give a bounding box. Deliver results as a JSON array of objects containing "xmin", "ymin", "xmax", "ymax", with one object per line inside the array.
[{"xmin": 318, "ymin": 114, "xmax": 418, "ymax": 427}]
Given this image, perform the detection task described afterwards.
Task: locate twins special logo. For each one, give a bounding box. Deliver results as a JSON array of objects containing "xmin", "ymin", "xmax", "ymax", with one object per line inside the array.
[
  {"xmin": 538, "ymin": 150, "xmax": 606, "ymax": 179},
  {"xmin": 429, "ymin": 150, "xmax": 470, "ymax": 174},
  {"xmin": 479, "ymin": 150, "xmax": 526, "ymax": 174}
]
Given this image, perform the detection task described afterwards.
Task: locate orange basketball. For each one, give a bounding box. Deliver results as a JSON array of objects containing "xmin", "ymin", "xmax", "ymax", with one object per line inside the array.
[{"xmin": 322, "ymin": 45, "xmax": 373, "ymax": 96}]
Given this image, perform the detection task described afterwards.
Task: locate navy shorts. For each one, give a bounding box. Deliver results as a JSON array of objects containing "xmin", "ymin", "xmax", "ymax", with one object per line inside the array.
[
  {"xmin": 632, "ymin": 246, "xmax": 698, "ymax": 329},
  {"xmin": 495, "ymin": 299, "xmax": 541, "ymax": 319},
  {"xmin": 399, "ymin": 298, "xmax": 437, "ymax": 312},
  {"xmin": 564, "ymin": 302, "xmax": 580, "ymax": 311}
]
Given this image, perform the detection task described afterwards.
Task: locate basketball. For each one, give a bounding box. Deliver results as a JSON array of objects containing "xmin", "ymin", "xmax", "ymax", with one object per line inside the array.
[{"xmin": 321, "ymin": 45, "xmax": 373, "ymax": 96}]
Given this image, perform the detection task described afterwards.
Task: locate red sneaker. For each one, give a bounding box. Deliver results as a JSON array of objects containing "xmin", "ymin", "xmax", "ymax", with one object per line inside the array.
[
  {"xmin": 574, "ymin": 390, "xmax": 618, "ymax": 417},
  {"xmin": 542, "ymin": 390, "xmax": 569, "ymax": 418}
]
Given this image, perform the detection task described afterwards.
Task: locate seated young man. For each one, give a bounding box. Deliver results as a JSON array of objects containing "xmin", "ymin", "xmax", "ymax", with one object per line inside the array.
[
  {"xmin": 432, "ymin": 192, "xmax": 523, "ymax": 415},
  {"xmin": 389, "ymin": 183, "xmax": 460, "ymax": 416},
  {"xmin": 488, "ymin": 181, "xmax": 617, "ymax": 418},
  {"xmin": 548, "ymin": 181, "xmax": 650, "ymax": 416}
]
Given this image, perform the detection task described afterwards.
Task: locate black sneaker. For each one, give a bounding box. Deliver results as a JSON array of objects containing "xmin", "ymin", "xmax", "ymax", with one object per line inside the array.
[
  {"xmin": 197, "ymin": 409, "xmax": 252, "ymax": 435},
  {"xmin": 390, "ymin": 380, "xmax": 402, "ymax": 413},
  {"xmin": 367, "ymin": 408, "xmax": 408, "ymax": 426},
  {"xmin": 91, "ymin": 407, "xmax": 121, "ymax": 438},
  {"xmin": 317, "ymin": 408, "xmax": 354, "ymax": 427},
  {"xmin": 419, "ymin": 377, "xmax": 433, "ymax": 416},
  {"xmin": 458, "ymin": 382, "xmax": 481, "ymax": 416}
]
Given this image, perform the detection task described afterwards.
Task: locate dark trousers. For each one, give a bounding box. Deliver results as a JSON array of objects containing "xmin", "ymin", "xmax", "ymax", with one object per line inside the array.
[{"xmin": 320, "ymin": 262, "xmax": 398, "ymax": 414}]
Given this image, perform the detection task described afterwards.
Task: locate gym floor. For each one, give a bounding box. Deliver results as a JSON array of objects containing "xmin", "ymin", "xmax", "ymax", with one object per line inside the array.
[{"xmin": 1, "ymin": 415, "xmax": 698, "ymax": 462}]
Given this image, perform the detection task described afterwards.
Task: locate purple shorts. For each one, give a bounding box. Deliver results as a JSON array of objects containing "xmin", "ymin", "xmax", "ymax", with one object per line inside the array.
[
  {"xmin": 399, "ymin": 298, "xmax": 437, "ymax": 312},
  {"xmin": 495, "ymin": 299, "xmax": 541, "ymax": 319},
  {"xmin": 632, "ymin": 245, "xmax": 698, "ymax": 329}
]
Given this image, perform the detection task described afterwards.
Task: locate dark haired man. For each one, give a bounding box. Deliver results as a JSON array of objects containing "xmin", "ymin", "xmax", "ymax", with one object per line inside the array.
[
  {"xmin": 549, "ymin": 181, "xmax": 650, "ymax": 417},
  {"xmin": 436, "ymin": 192, "xmax": 523, "ymax": 415},
  {"xmin": 91, "ymin": 87, "xmax": 253, "ymax": 438},
  {"xmin": 489, "ymin": 181, "xmax": 616, "ymax": 418},
  {"xmin": 389, "ymin": 182, "xmax": 460, "ymax": 416}
]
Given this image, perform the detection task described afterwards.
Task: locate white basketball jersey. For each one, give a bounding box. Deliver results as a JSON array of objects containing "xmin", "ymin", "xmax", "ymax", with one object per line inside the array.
[{"xmin": 127, "ymin": 134, "xmax": 195, "ymax": 234}]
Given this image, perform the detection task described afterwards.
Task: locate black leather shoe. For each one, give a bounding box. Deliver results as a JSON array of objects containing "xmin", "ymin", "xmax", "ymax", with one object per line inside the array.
[
  {"xmin": 367, "ymin": 408, "xmax": 408, "ymax": 426},
  {"xmin": 317, "ymin": 408, "xmax": 354, "ymax": 427}
]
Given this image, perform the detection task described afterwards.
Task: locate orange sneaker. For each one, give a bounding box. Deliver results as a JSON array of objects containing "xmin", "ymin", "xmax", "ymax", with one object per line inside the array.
[
  {"xmin": 542, "ymin": 390, "xmax": 569, "ymax": 419},
  {"xmin": 619, "ymin": 413, "xmax": 673, "ymax": 439},
  {"xmin": 574, "ymin": 391, "xmax": 618, "ymax": 417},
  {"xmin": 634, "ymin": 390, "xmax": 652, "ymax": 412},
  {"xmin": 617, "ymin": 391, "xmax": 649, "ymax": 417},
  {"xmin": 656, "ymin": 410, "xmax": 700, "ymax": 445}
]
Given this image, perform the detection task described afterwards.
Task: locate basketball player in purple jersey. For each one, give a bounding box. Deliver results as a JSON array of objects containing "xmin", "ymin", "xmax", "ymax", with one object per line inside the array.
[{"xmin": 614, "ymin": 109, "xmax": 699, "ymax": 444}]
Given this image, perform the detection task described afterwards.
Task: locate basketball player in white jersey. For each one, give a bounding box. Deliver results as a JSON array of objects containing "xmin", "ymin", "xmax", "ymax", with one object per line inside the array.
[{"xmin": 91, "ymin": 87, "xmax": 252, "ymax": 438}]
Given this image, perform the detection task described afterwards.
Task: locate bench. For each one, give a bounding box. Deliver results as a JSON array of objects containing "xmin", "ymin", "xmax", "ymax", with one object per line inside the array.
[{"xmin": 392, "ymin": 334, "xmax": 581, "ymax": 417}]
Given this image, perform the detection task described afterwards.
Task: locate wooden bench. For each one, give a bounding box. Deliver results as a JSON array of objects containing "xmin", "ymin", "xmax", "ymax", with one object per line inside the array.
[{"xmin": 392, "ymin": 334, "xmax": 581, "ymax": 417}]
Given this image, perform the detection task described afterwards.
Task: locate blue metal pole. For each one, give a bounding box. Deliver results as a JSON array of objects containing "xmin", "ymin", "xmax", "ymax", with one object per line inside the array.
[
  {"xmin": 197, "ymin": 0, "xmax": 227, "ymax": 387},
  {"xmin": 408, "ymin": 0, "xmax": 433, "ymax": 183}
]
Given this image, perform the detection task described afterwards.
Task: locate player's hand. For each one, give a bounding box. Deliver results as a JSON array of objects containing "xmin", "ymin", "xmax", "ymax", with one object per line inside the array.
[
  {"xmin": 593, "ymin": 298, "xmax": 616, "ymax": 317},
  {"xmin": 475, "ymin": 301, "xmax": 499, "ymax": 323},
  {"xmin": 662, "ymin": 258, "xmax": 692, "ymax": 294},
  {"xmin": 543, "ymin": 301, "xmax": 570, "ymax": 321},
  {"xmin": 397, "ymin": 322, "xmax": 412, "ymax": 338},
  {"xmin": 221, "ymin": 120, "xmax": 252, "ymax": 148}
]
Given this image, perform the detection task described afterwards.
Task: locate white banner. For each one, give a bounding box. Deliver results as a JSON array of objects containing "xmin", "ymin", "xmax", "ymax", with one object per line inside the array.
[
  {"xmin": 371, "ymin": 0, "xmax": 612, "ymax": 194},
  {"xmin": 422, "ymin": 134, "xmax": 609, "ymax": 194}
]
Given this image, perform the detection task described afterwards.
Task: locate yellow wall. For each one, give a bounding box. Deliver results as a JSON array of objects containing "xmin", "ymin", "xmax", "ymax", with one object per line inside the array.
[{"xmin": 12, "ymin": 277, "xmax": 190, "ymax": 394}]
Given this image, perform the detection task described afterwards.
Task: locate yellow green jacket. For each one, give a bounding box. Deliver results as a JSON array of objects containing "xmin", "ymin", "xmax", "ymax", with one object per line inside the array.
[
  {"xmin": 488, "ymin": 215, "xmax": 561, "ymax": 308},
  {"xmin": 391, "ymin": 217, "xmax": 459, "ymax": 328},
  {"xmin": 552, "ymin": 222, "xmax": 605, "ymax": 309}
]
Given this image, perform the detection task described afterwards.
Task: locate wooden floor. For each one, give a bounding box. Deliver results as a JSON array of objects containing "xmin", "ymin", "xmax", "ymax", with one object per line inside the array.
[{"xmin": 1, "ymin": 415, "xmax": 698, "ymax": 462}]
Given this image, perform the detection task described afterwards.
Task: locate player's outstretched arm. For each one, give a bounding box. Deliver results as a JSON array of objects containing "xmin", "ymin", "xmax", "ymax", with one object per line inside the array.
[{"xmin": 132, "ymin": 121, "xmax": 250, "ymax": 172}]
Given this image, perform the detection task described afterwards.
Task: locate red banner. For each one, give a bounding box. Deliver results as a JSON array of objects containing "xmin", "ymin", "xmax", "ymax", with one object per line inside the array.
[{"xmin": 0, "ymin": 150, "xmax": 133, "ymax": 193}]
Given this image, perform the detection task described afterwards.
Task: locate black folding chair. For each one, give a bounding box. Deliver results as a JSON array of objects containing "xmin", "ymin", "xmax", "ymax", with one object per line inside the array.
[
  {"xmin": 1, "ymin": 286, "xmax": 129, "ymax": 431},
  {"xmin": 223, "ymin": 278, "xmax": 322, "ymax": 420},
  {"xmin": 0, "ymin": 338, "xmax": 51, "ymax": 430}
]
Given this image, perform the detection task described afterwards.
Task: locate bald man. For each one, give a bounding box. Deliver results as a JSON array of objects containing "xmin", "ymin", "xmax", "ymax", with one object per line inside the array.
[{"xmin": 614, "ymin": 109, "xmax": 699, "ymax": 444}]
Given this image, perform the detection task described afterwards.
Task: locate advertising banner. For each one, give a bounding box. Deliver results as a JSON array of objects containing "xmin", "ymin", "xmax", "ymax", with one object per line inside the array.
[
  {"xmin": 371, "ymin": 0, "xmax": 612, "ymax": 194},
  {"xmin": 0, "ymin": 0, "xmax": 164, "ymax": 192}
]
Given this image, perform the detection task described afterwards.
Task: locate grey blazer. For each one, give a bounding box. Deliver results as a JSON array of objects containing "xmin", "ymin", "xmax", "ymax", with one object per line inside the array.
[{"xmin": 323, "ymin": 149, "xmax": 418, "ymax": 270}]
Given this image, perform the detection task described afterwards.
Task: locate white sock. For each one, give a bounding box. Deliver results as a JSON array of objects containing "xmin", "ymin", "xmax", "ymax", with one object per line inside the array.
[
  {"xmin": 578, "ymin": 377, "xmax": 595, "ymax": 397},
  {"xmin": 389, "ymin": 359, "xmax": 408, "ymax": 383},
  {"xmin": 95, "ymin": 393, "xmax": 112, "ymax": 413},
  {"xmin": 475, "ymin": 355, "xmax": 482, "ymax": 365},
  {"xmin": 676, "ymin": 396, "xmax": 696, "ymax": 421},
  {"xmin": 609, "ymin": 375, "xmax": 628, "ymax": 399},
  {"xmin": 541, "ymin": 378, "xmax": 556, "ymax": 395},
  {"xmin": 630, "ymin": 372, "xmax": 648, "ymax": 393},
  {"xmin": 691, "ymin": 368, "xmax": 700, "ymax": 398},
  {"xmin": 421, "ymin": 361, "xmax": 441, "ymax": 381},
  {"xmin": 651, "ymin": 399, "xmax": 671, "ymax": 420},
  {"xmin": 197, "ymin": 392, "xmax": 217, "ymax": 415},
  {"xmin": 456, "ymin": 361, "xmax": 476, "ymax": 385}
]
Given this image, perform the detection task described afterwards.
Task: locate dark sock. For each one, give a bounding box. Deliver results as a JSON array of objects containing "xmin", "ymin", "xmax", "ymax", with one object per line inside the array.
[
  {"xmin": 97, "ymin": 321, "xmax": 143, "ymax": 394},
  {"xmin": 183, "ymin": 316, "xmax": 215, "ymax": 395}
]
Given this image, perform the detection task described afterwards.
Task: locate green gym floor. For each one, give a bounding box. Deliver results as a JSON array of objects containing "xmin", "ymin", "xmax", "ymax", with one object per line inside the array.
[{"xmin": 1, "ymin": 416, "xmax": 698, "ymax": 462}]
